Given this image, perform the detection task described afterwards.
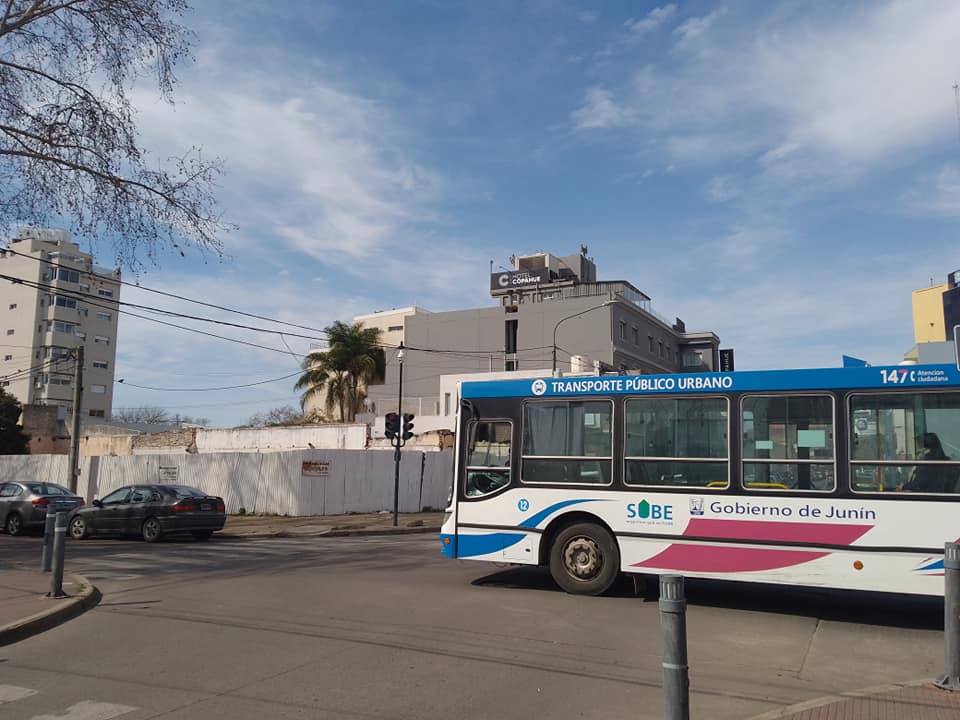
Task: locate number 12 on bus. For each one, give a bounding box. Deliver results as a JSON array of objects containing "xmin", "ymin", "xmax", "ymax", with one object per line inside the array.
[{"xmin": 439, "ymin": 363, "xmax": 960, "ymax": 596}]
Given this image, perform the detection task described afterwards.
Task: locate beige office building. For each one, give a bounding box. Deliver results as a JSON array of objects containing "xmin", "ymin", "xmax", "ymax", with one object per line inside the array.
[{"xmin": 0, "ymin": 228, "xmax": 121, "ymax": 420}]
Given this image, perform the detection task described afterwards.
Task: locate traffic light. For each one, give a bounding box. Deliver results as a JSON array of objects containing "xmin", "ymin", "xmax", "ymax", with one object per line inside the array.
[
  {"xmin": 385, "ymin": 412, "xmax": 400, "ymax": 440},
  {"xmin": 402, "ymin": 413, "xmax": 415, "ymax": 441}
]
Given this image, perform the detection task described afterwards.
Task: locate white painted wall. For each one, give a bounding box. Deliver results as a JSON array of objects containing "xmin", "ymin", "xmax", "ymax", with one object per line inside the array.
[
  {"xmin": 0, "ymin": 449, "xmax": 452, "ymax": 516},
  {"xmin": 195, "ymin": 425, "xmax": 368, "ymax": 453}
]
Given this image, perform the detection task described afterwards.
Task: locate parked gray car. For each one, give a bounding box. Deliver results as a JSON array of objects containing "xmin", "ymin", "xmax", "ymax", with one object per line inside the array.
[
  {"xmin": 0, "ymin": 481, "xmax": 84, "ymax": 536},
  {"xmin": 68, "ymin": 484, "xmax": 226, "ymax": 542}
]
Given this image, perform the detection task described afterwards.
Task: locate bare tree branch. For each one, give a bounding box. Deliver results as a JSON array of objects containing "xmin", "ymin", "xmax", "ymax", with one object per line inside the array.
[{"xmin": 0, "ymin": 0, "xmax": 230, "ymax": 267}]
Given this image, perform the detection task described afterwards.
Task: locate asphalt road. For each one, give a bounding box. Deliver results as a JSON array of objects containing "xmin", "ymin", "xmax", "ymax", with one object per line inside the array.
[{"xmin": 0, "ymin": 533, "xmax": 946, "ymax": 720}]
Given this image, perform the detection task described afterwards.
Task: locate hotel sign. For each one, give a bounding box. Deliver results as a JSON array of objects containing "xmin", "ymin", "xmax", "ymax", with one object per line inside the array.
[{"xmin": 490, "ymin": 268, "xmax": 551, "ymax": 292}]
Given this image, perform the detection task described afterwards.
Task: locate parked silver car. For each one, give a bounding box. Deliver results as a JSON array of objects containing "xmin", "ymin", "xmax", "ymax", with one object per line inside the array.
[{"xmin": 0, "ymin": 481, "xmax": 84, "ymax": 536}]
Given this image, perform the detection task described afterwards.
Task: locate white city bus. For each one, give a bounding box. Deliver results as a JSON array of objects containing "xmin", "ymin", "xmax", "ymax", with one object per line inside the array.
[{"xmin": 439, "ymin": 364, "xmax": 960, "ymax": 596}]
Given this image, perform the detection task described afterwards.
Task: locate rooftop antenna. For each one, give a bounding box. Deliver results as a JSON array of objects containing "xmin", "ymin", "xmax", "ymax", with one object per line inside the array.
[{"xmin": 954, "ymin": 82, "xmax": 960, "ymax": 144}]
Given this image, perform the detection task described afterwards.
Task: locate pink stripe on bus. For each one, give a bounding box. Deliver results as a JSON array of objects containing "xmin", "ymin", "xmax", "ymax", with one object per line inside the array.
[
  {"xmin": 685, "ymin": 518, "xmax": 873, "ymax": 546},
  {"xmin": 632, "ymin": 544, "xmax": 829, "ymax": 573}
]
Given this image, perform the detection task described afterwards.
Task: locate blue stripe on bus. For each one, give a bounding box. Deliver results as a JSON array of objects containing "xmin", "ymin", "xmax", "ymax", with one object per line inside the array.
[
  {"xmin": 460, "ymin": 364, "xmax": 960, "ymax": 399},
  {"xmin": 456, "ymin": 532, "xmax": 526, "ymax": 558},
  {"xmin": 519, "ymin": 498, "xmax": 605, "ymax": 529}
]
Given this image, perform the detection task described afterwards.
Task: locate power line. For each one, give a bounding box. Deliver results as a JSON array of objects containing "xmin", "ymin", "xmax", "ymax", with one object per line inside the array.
[
  {"xmin": 3, "ymin": 247, "xmax": 332, "ymax": 336},
  {"xmin": 115, "ymin": 370, "xmax": 301, "ymax": 392}
]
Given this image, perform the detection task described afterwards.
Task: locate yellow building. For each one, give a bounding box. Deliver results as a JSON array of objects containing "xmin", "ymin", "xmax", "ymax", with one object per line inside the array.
[{"xmin": 912, "ymin": 283, "xmax": 948, "ymax": 343}]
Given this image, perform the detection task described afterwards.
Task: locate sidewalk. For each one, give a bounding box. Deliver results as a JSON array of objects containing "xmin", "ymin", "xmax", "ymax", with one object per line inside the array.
[
  {"xmin": 0, "ymin": 570, "xmax": 100, "ymax": 647},
  {"xmin": 218, "ymin": 511, "xmax": 444, "ymax": 538},
  {"xmin": 750, "ymin": 680, "xmax": 960, "ymax": 719}
]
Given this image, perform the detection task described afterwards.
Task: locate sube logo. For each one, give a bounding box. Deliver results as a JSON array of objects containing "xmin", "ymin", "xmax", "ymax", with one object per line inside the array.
[{"xmin": 626, "ymin": 499, "xmax": 673, "ymax": 521}]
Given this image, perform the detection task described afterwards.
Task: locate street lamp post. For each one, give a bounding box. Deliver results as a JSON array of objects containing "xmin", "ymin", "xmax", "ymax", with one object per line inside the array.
[{"xmin": 551, "ymin": 300, "xmax": 616, "ymax": 376}]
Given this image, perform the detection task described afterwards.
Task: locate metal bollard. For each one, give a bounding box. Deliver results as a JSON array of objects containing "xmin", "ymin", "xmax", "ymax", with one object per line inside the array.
[
  {"xmin": 936, "ymin": 542, "xmax": 960, "ymax": 691},
  {"xmin": 47, "ymin": 512, "xmax": 68, "ymax": 599},
  {"xmin": 659, "ymin": 575, "xmax": 690, "ymax": 720},
  {"xmin": 41, "ymin": 512, "xmax": 56, "ymax": 572}
]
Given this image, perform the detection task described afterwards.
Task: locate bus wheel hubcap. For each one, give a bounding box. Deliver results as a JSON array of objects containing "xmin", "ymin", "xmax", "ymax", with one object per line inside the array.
[{"xmin": 564, "ymin": 537, "xmax": 601, "ymax": 579}]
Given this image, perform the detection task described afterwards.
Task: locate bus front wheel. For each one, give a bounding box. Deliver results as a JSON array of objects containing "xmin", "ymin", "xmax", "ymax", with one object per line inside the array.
[{"xmin": 549, "ymin": 522, "xmax": 620, "ymax": 596}]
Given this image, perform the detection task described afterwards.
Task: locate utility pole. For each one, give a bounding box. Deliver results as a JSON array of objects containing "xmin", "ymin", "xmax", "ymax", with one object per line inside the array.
[
  {"xmin": 393, "ymin": 343, "xmax": 404, "ymax": 527},
  {"xmin": 66, "ymin": 345, "xmax": 83, "ymax": 493}
]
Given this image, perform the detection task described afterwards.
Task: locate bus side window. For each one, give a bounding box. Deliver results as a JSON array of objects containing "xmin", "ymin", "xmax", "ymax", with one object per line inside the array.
[{"xmin": 465, "ymin": 421, "xmax": 512, "ymax": 498}]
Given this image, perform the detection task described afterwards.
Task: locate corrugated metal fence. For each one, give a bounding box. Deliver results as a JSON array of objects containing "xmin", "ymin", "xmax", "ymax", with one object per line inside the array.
[{"xmin": 0, "ymin": 450, "xmax": 454, "ymax": 516}]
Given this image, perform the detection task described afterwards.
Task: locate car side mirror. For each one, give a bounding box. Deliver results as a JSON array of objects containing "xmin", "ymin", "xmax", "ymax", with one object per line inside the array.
[{"xmin": 92, "ymin": 499, "xmax": 103, "ymax": 508}]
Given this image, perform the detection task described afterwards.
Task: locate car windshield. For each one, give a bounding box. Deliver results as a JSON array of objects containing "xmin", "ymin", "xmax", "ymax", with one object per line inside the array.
[{"xmin": 163, "ymin": 486, "xmax": 207, "ymax": 498}]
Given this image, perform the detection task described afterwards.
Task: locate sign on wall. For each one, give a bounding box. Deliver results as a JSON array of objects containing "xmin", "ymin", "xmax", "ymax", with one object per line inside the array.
[
  {"xmin": 302, "ymin": 461, "xmax": 330, "ymax": 477},
  {"xmin": 158, "ymin": 466, "xmax": 178, "ymax": 483},
  {"xmin": 489, "ymin": 268, "xmax": 551, "ymax": 292}
]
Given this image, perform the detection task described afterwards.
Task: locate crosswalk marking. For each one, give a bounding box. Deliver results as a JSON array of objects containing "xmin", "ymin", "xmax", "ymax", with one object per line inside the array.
[
  {"xmin": 31, "ymin": 701, "xmax": 136, "ymax": 720},
  {"xmin": 0, "ymin": 685, "xmax": 37, "ymax": 704}
]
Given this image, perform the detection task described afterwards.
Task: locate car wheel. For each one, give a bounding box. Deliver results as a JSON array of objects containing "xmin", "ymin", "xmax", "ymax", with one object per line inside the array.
[
  {"xmin": 192, "ymin": 530, "xmax": 213, "ymax": 541},
  {"xmin": 5, "ymin": 512, "xmax": 23, "ymax": 536},
  {"xmin": 69, "ymin": 516, "xmax": 88, "ymax": 540},
  {"xmin": 141, "ymin": 517, "xmax": 163, "ymax": 543},
  {"xmin": 548, "ymin": 522, "xmax": 620, "ymax": 596}
]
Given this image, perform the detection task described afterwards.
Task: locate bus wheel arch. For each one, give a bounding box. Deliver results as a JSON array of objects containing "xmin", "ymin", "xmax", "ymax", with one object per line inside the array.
[{"xmin": 540, "ymin": 513, "xmax": 621, "ymax": 596}]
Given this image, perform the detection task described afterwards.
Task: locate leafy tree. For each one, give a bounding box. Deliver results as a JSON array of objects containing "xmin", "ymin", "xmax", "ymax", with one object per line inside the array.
[
  {"xmin": 295, "ymin": 322, "xmax": 384, "ymax": 423},
  {"xmin": 0, "ymin": 1, "xmax": 229, "ymax": 265},
  {"xmin": 0, "ymin": 387, "xmax": 30, "ymax": 454}
]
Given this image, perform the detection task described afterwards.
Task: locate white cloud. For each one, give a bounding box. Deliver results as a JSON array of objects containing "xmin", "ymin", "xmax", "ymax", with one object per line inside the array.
[
  {"xmin": 625, "ymin": 5, "xmax": 677, "ymax": 35},
  {"xmin": 131, "ymin": 45, "xmax": 448, "ymax": 278},
  {"xmin": 905, "ymin": 165, "xmax": 960, "ymax": 217},
  {"xmin": 579, "ymin": 11, "xmax": 598, "ymax": 24},
  {"xmin": 582, "ymin": 2, "xmax": 960, "ymax": 178},
  {"xmin": 571, "ymin": 88, "xmax": 631, "ymax": 130},
  {"xmin": 704, "ymin": 175, "xmax": 741, "ymax": 203},
  {"xmin": 672, "ymin": 9, "xmax": 721, "ymax": 47}
]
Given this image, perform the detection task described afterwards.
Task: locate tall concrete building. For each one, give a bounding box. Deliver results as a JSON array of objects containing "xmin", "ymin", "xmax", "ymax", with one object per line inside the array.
[
  {"xmin": 364, "ymin": 250, "xmax": 722, "ymax": 426},
  {"xmin": 0, "ymin": 228, "xmax": 121, "ymax": 421}
]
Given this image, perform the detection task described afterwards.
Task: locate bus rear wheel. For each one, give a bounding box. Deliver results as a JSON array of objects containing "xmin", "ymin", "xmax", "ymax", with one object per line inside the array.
[{"xmin": 549, "ymin": 522, "xmax": 620, "ymax": 596}]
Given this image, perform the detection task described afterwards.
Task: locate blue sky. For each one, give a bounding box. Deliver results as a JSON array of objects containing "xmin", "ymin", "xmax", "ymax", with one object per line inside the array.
[{"xmin": 97, "ymin": 0, "xmax": 959, "ymax": 425}]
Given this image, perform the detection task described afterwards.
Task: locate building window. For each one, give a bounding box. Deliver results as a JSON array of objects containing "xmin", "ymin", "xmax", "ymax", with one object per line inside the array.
[
  {"xmin": 683, "ymin": 350, "xmax": 703, "ymax": 368},
  {"xmin": 52, "ymin": 321, "xmax": 76, "ymax": 335},
  {"xmin": 632, "ymin": 326, "xmax": 639, "ymax": 345},
  {"xmin": 522, "ymin": 401, "xmax": 613, "ymax": 485},
  {"xmin": 5, "ymin": 329, "xmax": 12, "ymax": 336},
  {"xmin": 648, "ymin": 335, "xmax": 654, "ymax": 353},
  {"xmin": 8, "ymin": 303, "xmax": 15, "ymax": 310},
  {"xmin": 56, "ymin": 267, "xmax": 80, "ymax": 283},
  {"xmin": 3, "ymin": 354, "xmax": 11, "ymax": 361},
  {"xmin": 89, "ymin": 409, "xmax": 105, "ymax": 418},
  {"xmin": 94, "ymin": 335, "xmax": 110, "ymax": 345},
  {"xmin": 96, "ymin": 312, "xmax": 112, "ymax": 322},
  {"xmin": 658, "ymin": 341, "xmax": 664, "ymax": 358},
  {"xmin": 90, "ymin": 384, "xmax": 106, "ymax": 394},
  {"xmin": 444, "ymin": 393, "xmax": 451, "ymax": 416},
  {"xmin": 97, "ymin": 288, "xmax": 114, "ymax": 298},
  {"xmin": 619, "ymin": 321, "xmax": 627, "ymax": 340},
  {"xmin": 387, "ymin": 325, "xmax": 403, "ymax": 332},
  {"xmin": 93, "ymin": 360, "xmax": 108, "ymax": 369},
  {"xmin": 504, "ymin": 319, "xmax": 518, "ymax": 354},
  {"xmin": 44, "ymin": 346, "xmax": 71, "ymax": 360},
  {"xmin": 52, "ymin": 295, "xmax": 77, "ymax": 309}
]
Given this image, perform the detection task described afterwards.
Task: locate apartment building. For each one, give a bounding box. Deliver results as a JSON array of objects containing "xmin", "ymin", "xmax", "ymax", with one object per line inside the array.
[
  {"xmin": 363, "ymin": 250, "xmax": 722, "ymax": 428},
  {"xmin": 0, "ymin": 228, "xmax": 121, "ymax": 420}
]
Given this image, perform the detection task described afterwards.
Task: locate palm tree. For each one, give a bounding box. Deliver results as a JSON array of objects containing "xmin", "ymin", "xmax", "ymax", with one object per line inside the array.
[{"xmin": 295, "ymin": 321, "xmax": 385, "ymax": 422}]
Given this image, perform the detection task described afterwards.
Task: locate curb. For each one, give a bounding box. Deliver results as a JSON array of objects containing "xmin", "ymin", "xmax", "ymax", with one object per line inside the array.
[
  {"xmin": 0, "ymin": 574, "xmax": 101, "ymax": 648},
  {"xmin": 746, "ymin": 678, "xmax": 934, "ymax": 720},
  {"xmin": 218, "ymin": 525, "xmax": 442, "ymax": 540}
]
